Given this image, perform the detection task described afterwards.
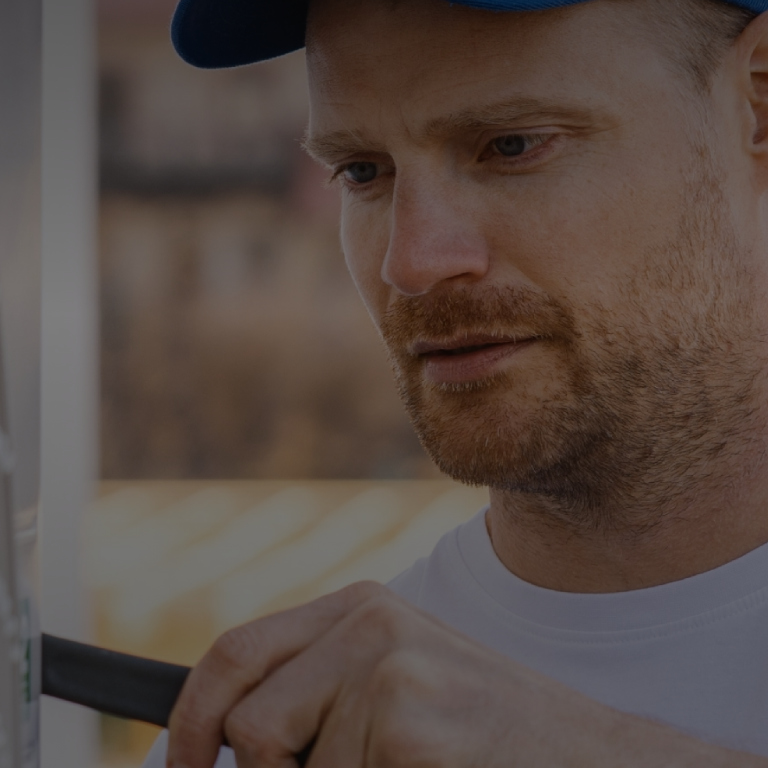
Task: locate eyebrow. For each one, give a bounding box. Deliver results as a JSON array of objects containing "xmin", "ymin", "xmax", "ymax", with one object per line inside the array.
[
  {"xmin": 303, "ymin": 97, "xmax": 602, "ymax": 163},
  {"xmin": 302, "ymin": 129, "xmax": 388, "ymax": 165}
]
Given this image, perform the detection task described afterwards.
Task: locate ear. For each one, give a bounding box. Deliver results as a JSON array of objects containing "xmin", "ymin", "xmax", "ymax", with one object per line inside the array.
[{"xmin": 733, "ymin": 11, "xmax": 768, "ymax": 149}]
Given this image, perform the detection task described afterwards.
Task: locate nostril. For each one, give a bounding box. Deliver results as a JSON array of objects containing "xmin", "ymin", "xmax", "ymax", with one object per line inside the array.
[
  {"xmin": 382, "ymin": 188, "xmax": 490, "ymax": 294},
  {"xmin": 381, "ymin": 234, "xmax": 490, "ymax": 296}
]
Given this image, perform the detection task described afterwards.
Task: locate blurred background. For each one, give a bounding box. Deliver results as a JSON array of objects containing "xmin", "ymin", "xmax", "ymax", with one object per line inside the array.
[
  {"xmin": 39, "ymin": 1, "xmax": 489, "ymax": 767},
  {"xmin": 97, "ymin": 0, "xmax": 434, "ymax": 481}
]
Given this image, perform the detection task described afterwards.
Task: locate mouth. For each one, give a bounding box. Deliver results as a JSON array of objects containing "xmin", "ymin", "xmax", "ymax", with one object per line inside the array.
[
  {"xmin": 411, "ymin": 334, "xmax": 540, "ymax": 385},
  {"xmin": 412, "ymin": 334, "xmax": 538, "ymax": 357}
]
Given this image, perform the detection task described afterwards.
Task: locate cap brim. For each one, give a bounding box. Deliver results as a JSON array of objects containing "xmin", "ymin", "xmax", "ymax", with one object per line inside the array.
[
  {"xmin": 172, "ymin": 0, "xmax": 768, "ymax": 70},
  {"xmin": 172, "ymin": 0, "xmax": 309, "ymax": 69},
  {"xmin": 170, "ymin": 0, "xmax": 589, "ymax": 69}
]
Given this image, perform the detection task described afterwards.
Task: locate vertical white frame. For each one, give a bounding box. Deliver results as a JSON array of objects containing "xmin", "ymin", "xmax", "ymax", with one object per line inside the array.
[{"xmin": 40, "ymin": 0, "xmax": 99, "ymax": 764}]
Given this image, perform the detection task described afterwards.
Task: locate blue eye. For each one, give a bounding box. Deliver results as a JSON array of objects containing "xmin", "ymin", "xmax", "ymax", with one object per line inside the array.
[
  {"xmin": 343, "ymin": 162, "xmax": 378, "ymax": 184},
  {"xmin": 492, "ymin": 135, "xmax": 527, "ymax": 157}
]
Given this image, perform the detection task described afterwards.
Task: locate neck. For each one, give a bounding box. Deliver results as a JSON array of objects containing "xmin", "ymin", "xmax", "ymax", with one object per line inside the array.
[{"xmin": 486, "ymin": 452, "xmax": 768, "ymax": 592}]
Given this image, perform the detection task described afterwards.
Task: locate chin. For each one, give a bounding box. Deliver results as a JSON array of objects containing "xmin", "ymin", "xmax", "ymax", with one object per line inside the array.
[{"xmin": 403, "ymin": 375, "xmax": 625, "ymax": 517}]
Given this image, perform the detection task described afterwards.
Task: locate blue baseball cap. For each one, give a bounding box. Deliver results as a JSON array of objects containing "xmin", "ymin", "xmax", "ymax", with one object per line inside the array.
[{"xmin": 172, "ymin": 0, "xmax": 768, "ymax": 69}]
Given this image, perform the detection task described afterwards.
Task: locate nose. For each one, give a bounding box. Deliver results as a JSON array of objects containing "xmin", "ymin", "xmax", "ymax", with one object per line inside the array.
[{"xmin": 381, "ymin": 177, "xmax": 490, "ymax": 296}]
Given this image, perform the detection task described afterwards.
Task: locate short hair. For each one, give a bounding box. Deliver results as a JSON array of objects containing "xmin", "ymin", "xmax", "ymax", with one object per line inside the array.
[{"xmin": 655, "ymin": 0, "xmax": 757, "ymax": 91}]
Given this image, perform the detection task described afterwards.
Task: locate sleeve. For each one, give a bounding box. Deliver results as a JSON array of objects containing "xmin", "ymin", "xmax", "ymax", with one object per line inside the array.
[
  {"xmin": 386, "ymin": 556, "xmax": 428, "ymax": 604},
  {"xmin": 141, "ymin": 729, "xmax": 238, "ymax": 768}
]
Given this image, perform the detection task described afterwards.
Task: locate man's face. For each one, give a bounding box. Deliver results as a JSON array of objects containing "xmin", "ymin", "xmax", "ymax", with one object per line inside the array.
[{"xmin": 305, "ymin": 0, "xmax": 768, "ymax": 526}]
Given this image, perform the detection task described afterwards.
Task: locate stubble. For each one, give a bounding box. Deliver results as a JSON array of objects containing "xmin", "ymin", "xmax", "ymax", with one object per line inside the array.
[{"xmin": 380, "ymin": 145, "xmax": 768, "ymax": 535}]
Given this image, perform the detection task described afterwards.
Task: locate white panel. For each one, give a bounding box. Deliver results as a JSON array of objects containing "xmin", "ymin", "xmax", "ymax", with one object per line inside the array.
[{"xmin": 40, "ymin": 0, "xmax": 99, "ymax": 764}]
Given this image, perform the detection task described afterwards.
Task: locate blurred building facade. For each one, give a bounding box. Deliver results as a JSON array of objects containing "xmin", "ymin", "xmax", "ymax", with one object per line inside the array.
[{"xmin": 98, "ymin": 1, "xmax": 439, "ymax": 480}]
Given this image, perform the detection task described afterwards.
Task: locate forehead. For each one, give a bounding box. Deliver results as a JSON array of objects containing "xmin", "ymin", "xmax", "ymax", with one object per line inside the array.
[
  {"xmin": 304, "ymin": 0, "xmax": 669, "ymax": 144},
  {"xmin": 306, "ymin": 0, "xmax": 575, "ymax": 77}
]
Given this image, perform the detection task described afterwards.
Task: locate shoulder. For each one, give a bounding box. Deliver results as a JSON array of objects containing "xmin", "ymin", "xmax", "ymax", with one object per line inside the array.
[
  {"xmin": 387, "ymin": 555, "xmax": 429, "ymax": 603},
  {"xmin": 385, "ymin": 507, "xmax": 487, "ymax": 607}
]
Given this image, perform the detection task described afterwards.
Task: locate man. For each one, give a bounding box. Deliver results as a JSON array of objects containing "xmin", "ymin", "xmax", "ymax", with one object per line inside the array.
[{"xmin": 143, "ymin": 0, "xmax": 768, "ymax": 765}]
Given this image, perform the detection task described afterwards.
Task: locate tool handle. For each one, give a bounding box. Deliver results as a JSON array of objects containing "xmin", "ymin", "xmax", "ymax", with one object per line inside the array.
[
  {"xmin": 41, "ymin": 633, "xmax": 313, "ymax": 764},
  {"xmin": 41, "ymin": 633, "xmax": 190, "ymax": 727}
]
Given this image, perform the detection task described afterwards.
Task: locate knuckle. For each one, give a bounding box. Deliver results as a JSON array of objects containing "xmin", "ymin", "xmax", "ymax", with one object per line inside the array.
[
  {"xmin": 170, "ymin": 679, "xmax": 221, "ymax": 735},
  {"xmin": 369, "ymin": 648, "xmax": 426, "ymax": 701},
  {"xmin": 225, "ymin": 709, "xmax": 285, "ymax": 766},
  {"xmin": 209, "ymin": 624, "xmax": 262, "ymax": 675},
  {"xmin": 351, "ymin": 592, "xmax": 409, "ymax": 643}
]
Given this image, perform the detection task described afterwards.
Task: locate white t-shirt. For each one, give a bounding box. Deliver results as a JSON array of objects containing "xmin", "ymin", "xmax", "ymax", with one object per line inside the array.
[{"xmin": 142, "ymin": 508, "xmax": 768, "ymax": 767}]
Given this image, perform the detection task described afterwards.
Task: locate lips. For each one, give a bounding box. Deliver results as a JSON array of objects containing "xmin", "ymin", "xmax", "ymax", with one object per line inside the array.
[
  {"xmin": 436, "ymin": 345, "xmax": 494, "ymax": 356},
  {"xmin": 411, "ymin": 334, "xmax": 536, "ymax": 357},
  {"xmin": 411, "ymin": 334, "xmax": 539, "ymax": 385}
]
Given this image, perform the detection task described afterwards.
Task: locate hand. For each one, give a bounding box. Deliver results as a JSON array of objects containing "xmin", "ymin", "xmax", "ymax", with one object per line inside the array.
[{"xmin": 167, "ymin": 581, "xmax": 766, "ymax": 768}]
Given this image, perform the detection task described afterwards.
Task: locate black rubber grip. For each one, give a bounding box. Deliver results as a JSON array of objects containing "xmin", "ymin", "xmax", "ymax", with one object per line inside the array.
[
  {"xmin": 41, "ymin": 633, "xmax": 312, "ymax": 764},
  {"xmin": 41, "ymin": 633, "xmax": 191, "ymax": 727}
]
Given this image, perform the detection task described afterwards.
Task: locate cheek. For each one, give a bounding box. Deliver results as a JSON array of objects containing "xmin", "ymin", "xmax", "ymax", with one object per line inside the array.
[
  {"xmin": 340, "ymin": 200, "xmax": 392, "ymax": 326},
  {"xmin": 497, "ymin": 163, "xmax": 686, "ymax": 305}
]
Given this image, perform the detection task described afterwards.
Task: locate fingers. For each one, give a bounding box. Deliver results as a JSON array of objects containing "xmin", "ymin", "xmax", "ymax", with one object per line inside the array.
[
  {"xmin": 221, "ymin": 592, "xmax": 432, "ymax": 768},
  {"xmin": 167, "ymin": 580, "xmax": 386, "ymax": 768},
  {"xmin": 223, "ymin": 628, "xmax": 366, "ymax": 768}
]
